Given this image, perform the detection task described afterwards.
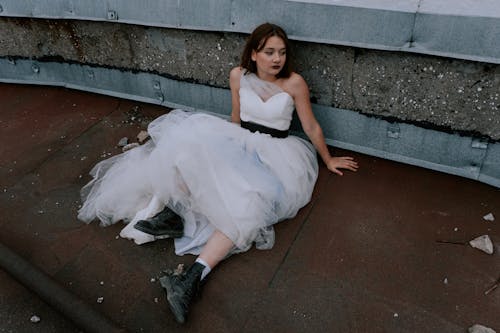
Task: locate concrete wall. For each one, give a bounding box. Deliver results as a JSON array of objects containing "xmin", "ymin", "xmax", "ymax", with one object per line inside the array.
[
  {"xmin": 1, "ymin": 1, "xmax": 500, "ymax": 187},
  {"xmin": 1, "ymin": 17, "xmax": 499, "ymax": 140}
]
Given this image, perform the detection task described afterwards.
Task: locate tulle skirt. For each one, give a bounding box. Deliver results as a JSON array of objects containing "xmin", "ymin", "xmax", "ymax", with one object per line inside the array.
[{"xmin": 78, "ymin": 110, "xmax": 318, "ymax": 255}]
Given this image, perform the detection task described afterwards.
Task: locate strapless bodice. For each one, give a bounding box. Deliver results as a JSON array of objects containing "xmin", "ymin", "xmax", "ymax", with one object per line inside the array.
[{"xmin": 239, "ymin": 74, "xmax": 294, "ymax": 131}]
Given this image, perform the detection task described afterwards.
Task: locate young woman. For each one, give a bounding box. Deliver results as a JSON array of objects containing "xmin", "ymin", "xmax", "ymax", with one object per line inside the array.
[{"xmin": 78, "ymin": 23, "xmax": 358, "ymax": 323}]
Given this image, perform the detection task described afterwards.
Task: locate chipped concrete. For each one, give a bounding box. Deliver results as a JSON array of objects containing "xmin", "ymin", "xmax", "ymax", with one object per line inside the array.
[{"xmin": 0, "ymin": 18, "xmax": 499, "ymax": 139}]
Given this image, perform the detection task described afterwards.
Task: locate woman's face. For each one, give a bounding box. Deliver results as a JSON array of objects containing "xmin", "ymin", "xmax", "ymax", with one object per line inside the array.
[{"xmin": 251, "ymin": 36, "xmax": 286, "ymax": 80}]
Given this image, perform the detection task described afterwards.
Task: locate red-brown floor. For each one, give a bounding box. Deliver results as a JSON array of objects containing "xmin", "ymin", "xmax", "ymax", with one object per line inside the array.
[{"xmin": 0, "ymin": 83, "xmax": 499, "ymax": 333}]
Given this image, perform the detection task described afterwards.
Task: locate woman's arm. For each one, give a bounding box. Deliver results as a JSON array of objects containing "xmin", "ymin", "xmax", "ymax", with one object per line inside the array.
[
  {"xmin": 229, "ymin": 67, "xmax": 242, "ymax": 124},
  {"xmin": 289, "ymin": 73, "xmax": 358, "ymax": 175}
]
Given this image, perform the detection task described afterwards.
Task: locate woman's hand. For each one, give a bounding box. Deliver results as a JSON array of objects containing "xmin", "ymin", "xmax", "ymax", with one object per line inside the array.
[{"xmin": 326, "ymin": 156, "xmax": 358, "ymax": 176}]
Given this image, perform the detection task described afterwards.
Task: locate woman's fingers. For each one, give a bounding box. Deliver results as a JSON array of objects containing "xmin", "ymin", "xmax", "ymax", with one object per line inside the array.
[
  {"xmin": 341, "ymin": 158, "xmax": 358, "ymax": 170},
  {"xmin": 327, "ymin": 156, "xmax": 359, "ymax": 175},
  {"xmin": 331, "ymin": 168, "xmax": 343, "ymax": 176}
]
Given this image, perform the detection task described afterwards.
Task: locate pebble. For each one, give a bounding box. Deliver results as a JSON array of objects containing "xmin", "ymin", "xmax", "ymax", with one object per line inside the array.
[
  {"xmin": 137, "ymin": 130, "xmax": 150, "ymax": 143},
  {"xmin": 483, "ymin": 213, "xmax": 495, "ymax": 222},
  {"xmin": 97, "ymin": 297, "xmax": 104, "ymax": 304},
  {"xmin": 469, "ymin": 235, "xmax": 494, "ymax": 254},
  {"xmin": 468, "ymin": 324, "xmax": 496, "ymax": 333},
  {"xmin": 118, "ymin": 137, "xmax": 129, "ymax": 147},
  {"xmin": 30, "ymin": 315, "xmax": 41, "ymax": 323}
]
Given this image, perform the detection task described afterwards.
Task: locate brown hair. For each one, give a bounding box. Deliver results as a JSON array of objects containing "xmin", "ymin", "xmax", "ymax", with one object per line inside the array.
[{"xmin": 240, "ymin": 23, "xmax": 293, "ymax": 78}]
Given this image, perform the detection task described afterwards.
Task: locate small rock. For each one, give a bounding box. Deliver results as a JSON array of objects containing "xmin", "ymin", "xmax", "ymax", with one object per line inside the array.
[
  {"xmin": 468, "ymin": 324, "xmax": 496, "ymax": 333},
  {"xmin": 443, "ymin": 277, "xmax": 448, "ymax": 284},
  {"xmin": 122, "ymin": 143, "xmax": 140, "ymax": 152},
  {"xmin": 173, "ymin": 264, "xmax": 185, "ymax": 276},
  {"xmin": 483, "ymin": 213, "xmax": 495, "ymax": 222},
  {"xmin": 469, "ymin": 235, "xmax": 494, "ymax": 254},
  {"xmin": 154, "ymin": 297, "xmax": 159, "ymax": 303},
  {"xmin": 99, "ymin": 281, "xmax": 104, "ymax": 286},
  {"xmin": 117, "ymin": 137, "xmax": 129, "ymax": 147},
  {"xmin": 30, "ymin": 315, "xmax": 41, "ymax": 323},
  {"xmin": 97, "ymin": 297, "xmax": 104, "ymax": 304},
  {"xmin": 393, "ymin": 313, "xmax": 399, "ymax": 318},
  {"xmin": 454, "ymin": 227, "xmax": 459, "ymax": 232},
  {"xmin": 137, "ymin": 130, "xmax": 150, "ymax": 143},
  {"xmin": 150, "ymin": 278, "xmax": 156, "ymax": 283}
]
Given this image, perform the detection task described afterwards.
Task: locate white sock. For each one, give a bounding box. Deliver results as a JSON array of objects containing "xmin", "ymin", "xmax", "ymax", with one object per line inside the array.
[{"xmin": 195, "ymin": 258, "xmax": 212, "ymax": 280}]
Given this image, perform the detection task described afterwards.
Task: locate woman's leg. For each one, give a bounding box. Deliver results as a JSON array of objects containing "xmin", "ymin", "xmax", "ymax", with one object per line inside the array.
[
  {"xmin": 197, "ymin": 230, "xmax": 234, "ymax": 270},
  {"xmin": 161, "ymin": 229, "xmax": 235, "ymax": 324}
]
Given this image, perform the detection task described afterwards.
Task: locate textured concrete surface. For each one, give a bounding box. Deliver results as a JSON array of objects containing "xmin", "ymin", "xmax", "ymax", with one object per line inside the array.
[
  {"xmin": 0, "ymin": 83, "xmax": 499, "ymax": 332},
  {"xmin": 1, "ymin": 18, "xmax": 499, "ymax": 140},
  {"xmin": 1, "ymin": 0, "xmax": 499, "ymax": 65}
]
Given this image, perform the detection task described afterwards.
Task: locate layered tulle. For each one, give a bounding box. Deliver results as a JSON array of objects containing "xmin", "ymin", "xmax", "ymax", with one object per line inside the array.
[{"xmin": 78, "ymin": 72, "xmax": 319, "ymax": 255}]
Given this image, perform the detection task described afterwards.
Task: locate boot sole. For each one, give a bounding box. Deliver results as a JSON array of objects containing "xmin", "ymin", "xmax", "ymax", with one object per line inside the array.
[
  {"xmin": 160, "ymin": 276, "xmax": 186, "ymax": 324},
  {"xmin": 133, "ymin": 225, "xmax": 184, "ymax": 238}
]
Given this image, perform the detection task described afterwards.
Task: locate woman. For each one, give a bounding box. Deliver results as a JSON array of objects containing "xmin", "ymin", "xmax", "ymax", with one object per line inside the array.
[{"xmin": 78, "ymin": 23, "xmax": 358, "ymax": 323}]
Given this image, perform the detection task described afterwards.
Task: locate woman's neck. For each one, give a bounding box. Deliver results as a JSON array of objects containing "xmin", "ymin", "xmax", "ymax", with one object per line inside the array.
[{"xmin": 256, "ymin": 71, "xmax": 278, "ymax": 83}]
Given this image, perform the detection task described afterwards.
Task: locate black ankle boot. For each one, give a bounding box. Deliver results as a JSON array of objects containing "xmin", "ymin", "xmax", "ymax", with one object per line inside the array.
[
  {"xmin": 133, "ymin": 206, "xmax": 184, "ymax": 238},
  {"xmin": 160, "ymin": 262, "xmax": 205, "ymax": 323}
]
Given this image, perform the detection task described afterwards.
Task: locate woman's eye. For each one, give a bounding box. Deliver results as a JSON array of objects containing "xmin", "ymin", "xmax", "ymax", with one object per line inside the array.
[{"xmin": 265, "ymin": 52, "xmax": 273, "ymax": 55}]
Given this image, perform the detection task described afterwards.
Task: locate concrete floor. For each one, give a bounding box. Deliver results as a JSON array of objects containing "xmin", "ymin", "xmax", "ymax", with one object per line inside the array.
[{"xmin": 0, "ymin": 83, "xmax": 499, "ymax": 333}]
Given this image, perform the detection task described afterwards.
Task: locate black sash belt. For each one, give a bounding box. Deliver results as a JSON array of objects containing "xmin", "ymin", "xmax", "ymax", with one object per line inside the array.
[{"xmin": 241, "ymin": 120, "xmax": 289, "ymax": 138}]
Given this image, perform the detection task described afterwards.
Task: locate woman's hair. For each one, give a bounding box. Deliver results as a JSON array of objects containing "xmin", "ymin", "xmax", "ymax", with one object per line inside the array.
[{"xmin": 240, "ymin": 23, "xmax": 293, "ymax": 78}]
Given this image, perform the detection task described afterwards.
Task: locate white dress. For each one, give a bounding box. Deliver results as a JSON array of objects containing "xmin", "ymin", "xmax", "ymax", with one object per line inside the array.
[{"xmin": 78, "ymin": 72, "xmax": 319, "ymax": 255}]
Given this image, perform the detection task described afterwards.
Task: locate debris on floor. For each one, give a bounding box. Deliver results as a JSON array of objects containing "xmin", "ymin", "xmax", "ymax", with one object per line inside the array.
[
  {"xmin": 469, "ymin": 235, "xmax": 494, "ymax": 254},
  {"xmin": 173, "ymin": 263, "xmax": 185, "ymax": 276},
  {"xmin": 484, "ymin": 276, "xmax": 500, "ymax": 295},
  {"xmin": 483, "ymin": 213, "xmax": 495, "ymax": 222},
  {"xmin": 117, "ymin": 137, "xmax": 129, "ymax": 147},
  {"xmin": 97, "ymin": 297, "xmax": 104, "ymax": 304},
  {"xmin": 468, "ymin": 324, "xmax": 496, "ymax": 333},
  {"xmin": 137, "ymin": 130, "xmax": 150, "ymax": 143},
  {"xmin": 122, "ymin": 142, "xmax": 140, "ymax": 152},
  {"xmin": 30, "ymin": 315, "xmax": 40, "ymax": 323},
  {"xmin": 162, "ymin": 263, "xmax": 185, "ymax": 277},
  {"xmin": 436, "ymin": 239, "xmax": 466, "ymax": 245},
  {"xmin": 123, "ymin": 105, "xmax": 149, "ymax": 125}
]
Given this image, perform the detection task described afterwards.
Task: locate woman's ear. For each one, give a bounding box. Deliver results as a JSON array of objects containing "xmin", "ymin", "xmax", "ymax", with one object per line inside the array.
[{"xmin": 251, "ymin": 50, "xmax": 256, "ymax": 62}]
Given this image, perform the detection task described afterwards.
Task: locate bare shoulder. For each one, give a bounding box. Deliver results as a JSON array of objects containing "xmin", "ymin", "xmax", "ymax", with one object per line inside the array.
[
  {"xmin": 229, "ymin": 67, "xmax": 243, "ymax": 91},
  {"xmin": 230, "ymin": 67, "xmax": 243, "ymax": 82},
  {"xmin": 284, "ymin": 72, "xmax": 309, "ymax": 97}
]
